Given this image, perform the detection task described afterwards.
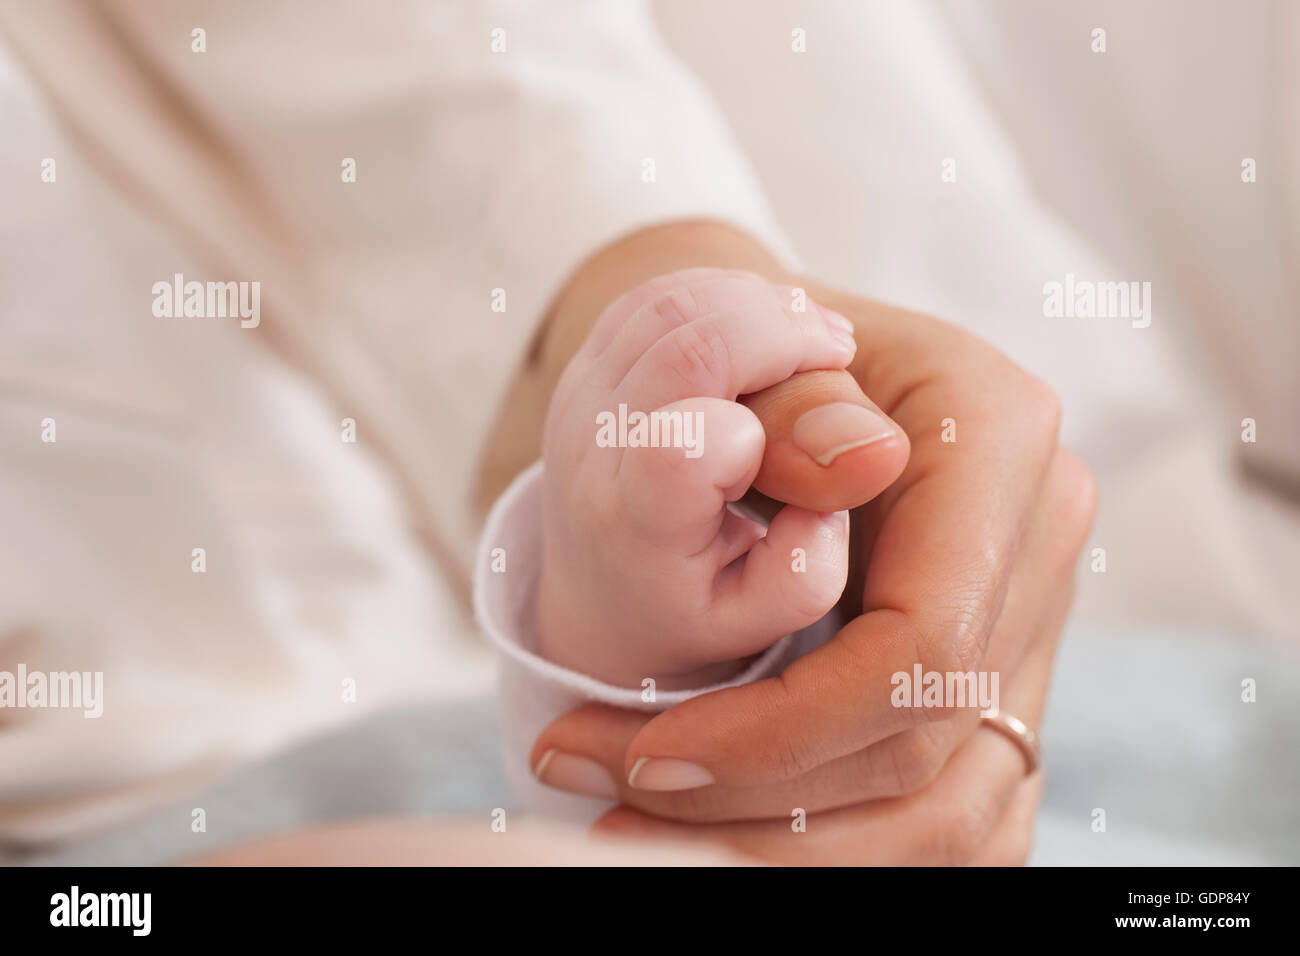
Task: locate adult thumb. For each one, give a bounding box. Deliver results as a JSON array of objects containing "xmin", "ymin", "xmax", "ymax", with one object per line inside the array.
[{"xmin": 741, "ymin": 368, "xmax": 909, "ymax": 513}]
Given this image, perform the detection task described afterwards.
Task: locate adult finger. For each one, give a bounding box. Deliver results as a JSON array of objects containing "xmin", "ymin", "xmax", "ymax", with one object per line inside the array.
[
  {"xmin": 591, "ymin": 619, "xmax": 1060, "ymax": 864},
  {"xmin": 590, "ymin": 727, "xmax": 1023, "ymax": 865}
]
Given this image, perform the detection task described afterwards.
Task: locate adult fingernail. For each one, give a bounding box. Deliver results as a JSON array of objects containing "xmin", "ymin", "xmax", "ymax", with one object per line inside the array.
[
  {"xmin": 627, "ymin": 757, "xmax": 716, "ymax": 791},
  {"xmin": 533, "ymin": 749, "xmax": 617, "ymax": 800},
  {"xmin": 792, "ymin": 402, "xmax": 896, "ymax": 466}
]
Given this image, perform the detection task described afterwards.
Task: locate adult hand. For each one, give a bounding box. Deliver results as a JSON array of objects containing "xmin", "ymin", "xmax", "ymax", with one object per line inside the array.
[{"xmin": 528, "ymin": 279, "xmax": 1096, "ymax": 864}]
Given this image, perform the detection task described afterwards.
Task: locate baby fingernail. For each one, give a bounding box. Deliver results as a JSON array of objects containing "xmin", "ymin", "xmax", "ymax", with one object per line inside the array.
[
  {"xmin": 819, "ymin": 306, "xmax": 857, "ymax": 350},
  {"xmin": 627, "ymin": 757, "xmax": 716, "ymax": 791},
  {"xmin": 822, "ymin": 509, "xmax": 851, "ymax": 534},
  {"xmin": 819, "ymin": 305, "xmax": 855, "ymax": 336},
  {"xmin": 793, "ymin": 402, "xmax": 896, "ymax": 467},
  {"xmin": 533, "ymin": 749, "xmax": 617, "ymax": 800}
]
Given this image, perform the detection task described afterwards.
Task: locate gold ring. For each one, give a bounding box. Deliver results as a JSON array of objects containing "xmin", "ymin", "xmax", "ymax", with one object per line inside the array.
[{"xmin": 980, "ymin": 709, "xmax": 1040, "ymax": 775}]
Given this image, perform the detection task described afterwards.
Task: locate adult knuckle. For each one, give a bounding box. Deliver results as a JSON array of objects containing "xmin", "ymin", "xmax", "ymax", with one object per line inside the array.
[
  {"xmin": 896, "ymin": 606, "xmax": 987, "ymax": 721},
  {"xmin": 951, "ymin": 618, "xmax": 990, "ymax": 676},
  {"xmin": 1052, "ymin": 448, "xmax": 1099, "ymax": 547},
  {"xmin": 1017, "ymin": 372, "xmax": 1062, "ymax": 444},
  {"xmin": 922, "ymin": 602, "xmax": 988, "ymax": 678}
]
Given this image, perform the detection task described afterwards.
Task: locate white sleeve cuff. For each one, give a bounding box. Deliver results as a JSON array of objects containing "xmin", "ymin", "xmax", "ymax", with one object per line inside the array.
[{"xmin": 473, "ymin": 460, "xmax": 800, "ymax": 713}]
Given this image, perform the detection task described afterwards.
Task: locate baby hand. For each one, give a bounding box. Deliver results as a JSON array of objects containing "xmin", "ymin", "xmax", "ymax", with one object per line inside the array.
[{"xmin": 536, "ymin": 269, "xmax": 893, "ymax": 689}]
